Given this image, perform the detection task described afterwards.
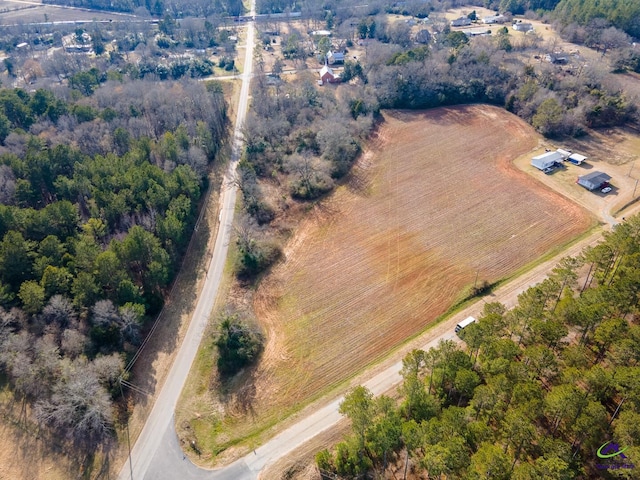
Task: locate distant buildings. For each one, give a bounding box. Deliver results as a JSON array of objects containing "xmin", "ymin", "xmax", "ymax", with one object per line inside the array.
[
  {"xmin": 326, "ymin": 51, "xmax": 345, "ymax": 65},
  {"xmin": 577, "ymin": 172, "xmax": 611, "ymax": 191},
  {"xmin": 482, "ymin": 14, "xmax": 507, "ymax": 24},
  {"xmin": 545, "ymin": 52, "xmax": 569, "ymax": 64},
  {"xmin": 62, "ymin": 32, "xmax": 92, "ymax": 53},
  {"xmin": 513, "ymin": 22, "xmax": 533, "ymax": 32},
  {"xmin": 451, "ymin": 17, "xmax": 472, "ymax": 27},
  {"xmin": 531, "ymin": 151, "xmax": 564, "ymax": 170},
  {"xmin": 462, "ymin": 29, "xmax": 492, "ymax": 37}
]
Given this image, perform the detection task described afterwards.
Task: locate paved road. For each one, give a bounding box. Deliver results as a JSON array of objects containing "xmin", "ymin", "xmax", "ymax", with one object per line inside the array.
[
  {"xmin": 139, "ymin": 234, "xmax": 606, "ymax": 479},
  {"xmin": 117, "ymin": 2, "xmax": 255, "ymax": 479},
  {"xmin": 131, "ymin": 225, "xmax": 613, "ymax": 480},
  {"xmin": 118, "ymin": 7, "xmax": 631, "ymax": 476}
]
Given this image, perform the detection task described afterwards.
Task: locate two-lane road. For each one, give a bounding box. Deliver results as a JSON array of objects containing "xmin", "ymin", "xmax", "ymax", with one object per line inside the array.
[
  {"xmin": 117, "ymin": 2, "xmax": 256, "ymax": 479},
  {"xmin": 119, "ymin": 3, "xmax": 626, "ymax": 476}
]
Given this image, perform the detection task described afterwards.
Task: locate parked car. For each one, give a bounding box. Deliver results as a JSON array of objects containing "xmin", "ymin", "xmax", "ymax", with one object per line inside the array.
[{"xmin": 601, "ymin": 186, "xmax": 612, "ymax": 194}]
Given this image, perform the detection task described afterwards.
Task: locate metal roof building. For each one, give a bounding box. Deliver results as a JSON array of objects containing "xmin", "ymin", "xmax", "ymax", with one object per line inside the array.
[
  {"xmin": 531, "ymin": 151, "xmax": 564, "ymax": 170},
  {"xmin": 577, "ymin": 171, "xmax": 611, "ymax": 190}
]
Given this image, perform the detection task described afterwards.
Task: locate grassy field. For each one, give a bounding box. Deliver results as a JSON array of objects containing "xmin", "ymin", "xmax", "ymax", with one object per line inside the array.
[{"xmin": 180, "ymin": 104, "xmax": 594, "ymax": 463}]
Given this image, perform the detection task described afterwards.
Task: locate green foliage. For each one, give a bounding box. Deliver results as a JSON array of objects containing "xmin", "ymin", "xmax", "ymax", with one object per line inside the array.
[
  {"xmin": 555, "ymin": 0, "xmax": 640, "ymax": 37},
  {"xmin": 18, "ymin": 280, "xmax": 45, "ymax": 314},
  {"xmin": 532, "ymin": 98, "xmax": 564, "ymax": 136},
  {"xmin": 215, "ymin": 314, "xmax": 263, "ymax": 377},
  {"xmin": 320, "ymin": 214, "xmax": 640, "ymax": 478},
  {"xmin": 69, "ymin": 68, "xmax": 103, "ymax": 96},
  {"xmin": 446, "ymin": 31, "xmax": 470, "ymax": 49},
  {"xmin": 387, "ymin": 46, "xmax": 430, "ymax": 66},
  {"xmin": 235, "ymin": 238, "xmax": 282, "ymax": 279}
]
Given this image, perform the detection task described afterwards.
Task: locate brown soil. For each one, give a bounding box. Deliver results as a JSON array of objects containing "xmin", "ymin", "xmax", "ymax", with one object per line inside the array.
[{"xmin": 243, "ymin": 105, "xmax": 593, "ymax": 437}]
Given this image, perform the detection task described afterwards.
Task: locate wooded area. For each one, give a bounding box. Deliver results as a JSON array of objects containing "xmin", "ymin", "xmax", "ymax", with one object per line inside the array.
[
  {"xmin": 317, "ymin": 217, "xmax": 640, "ymax": 479},
  {"xmin": 0, "ymin": 80, "xmax": 226, "ymax": 452}
]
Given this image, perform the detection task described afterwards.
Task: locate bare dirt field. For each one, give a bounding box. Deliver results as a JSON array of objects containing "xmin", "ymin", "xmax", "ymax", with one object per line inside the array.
[{"xmin": 188, "ymin": 105, "xmax": 593, "ymax": 463}]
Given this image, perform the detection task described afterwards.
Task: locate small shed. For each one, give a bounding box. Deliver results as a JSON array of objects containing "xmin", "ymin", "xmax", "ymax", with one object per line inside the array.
[
  {"xmin": 513, "ymin": 22, "xmax": 533, "ymax": 32},
  {"xmin": 568, "ymin": 153, "xmax": 587, "ymax": 165},
  {"xmin": 556, "ymin": 148, "xmax": 572, "ymax": 159},
  {"xmin": 577, "ymin": 171, "xmax": 611, "ymax": 190},
  {"xmin": 531, "ymin": 151, "xmax": 564, "ymax": 170},
  {"xmin": 319, "ymin": 64, "xmax": 339, "ymax": 85}
]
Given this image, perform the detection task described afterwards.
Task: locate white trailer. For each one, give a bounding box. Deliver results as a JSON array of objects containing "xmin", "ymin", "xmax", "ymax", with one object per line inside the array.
[{"xmin": 455, "ymin": 316, "xmax": 476, "ymax": 334}]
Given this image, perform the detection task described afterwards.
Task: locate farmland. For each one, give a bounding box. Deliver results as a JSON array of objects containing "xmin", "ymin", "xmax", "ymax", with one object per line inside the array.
[
  {"xmin": 252, "ymin": 105, "xmax": 592, "ymax": 411},
  {"xmin": 182, "ymin": 105, "xmax": 594, "ymax": 461}
]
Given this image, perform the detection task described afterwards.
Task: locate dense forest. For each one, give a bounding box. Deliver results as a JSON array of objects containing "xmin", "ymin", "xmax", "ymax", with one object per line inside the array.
[
  {"xmin": 0, "ymin": 80, "xmax": 226, "ymax": 450},
  {"xmin": 317, "ymin": 216, "xmax": 640, "ymax": 479}
]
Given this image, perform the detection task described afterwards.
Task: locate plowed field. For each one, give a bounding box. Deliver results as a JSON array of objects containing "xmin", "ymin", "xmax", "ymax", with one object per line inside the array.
[{"xmin": 249, "ymin": 105, "xmax": 593, "ymax": 429}]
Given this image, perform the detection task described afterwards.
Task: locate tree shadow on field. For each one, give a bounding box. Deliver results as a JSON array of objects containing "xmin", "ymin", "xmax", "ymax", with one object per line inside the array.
[
  {"xmin": 0, "ymin": 397, "xmax": 114, "ymax": 480},
  {"xmin": 215, "ymin": 366, "xmax": 259, "ymax": 421},
  {"xmin": 385, "ymin": 105, "xmax": 475, "ymax": 127}
]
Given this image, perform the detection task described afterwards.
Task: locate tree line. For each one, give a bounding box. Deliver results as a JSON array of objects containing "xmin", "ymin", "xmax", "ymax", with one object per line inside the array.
[
  {"xmin": 0, "ymin": 79, "xmax": 226, "ymax": 452},
  {"xmin": 351, "ymin": 23, "xmax": 636, "ymax": 137},
  {"xmin": 317, "ymin": 215, "xmax": 640, "ymax": 479},
  {"xmin": 234, "ymin": 67, "xmax": 377, "ymax": 278}
]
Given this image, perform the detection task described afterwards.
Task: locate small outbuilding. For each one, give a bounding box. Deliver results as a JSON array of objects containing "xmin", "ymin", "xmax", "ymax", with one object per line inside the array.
[
  {"xmin": 568, "ymin": 153, "xmax": 587, "ymax": 165},
  {"xmin": 513, "ymin": 22, "xmax": 533, "ymax": 32},
  {"xmin": 577, "ymin": 171, "xmax": 611, "ymax": 190},
  {"xmin": 556, "ymin": 148, "xmax": 572, "ymax": 159},
  {"xmin": 531, "ymin": 151, "xmax": 564, "ymax": 170}
]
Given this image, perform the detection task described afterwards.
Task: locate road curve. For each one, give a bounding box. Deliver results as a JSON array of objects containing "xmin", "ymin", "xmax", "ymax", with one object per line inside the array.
[
  {"xmin": 119, "ymin": 7, "xmax": 630, "ymax": 477},
  {"xmin": 117, "ymin": 2, "xmax": 256, "ymax": 479},
  {"xmin": 138, "ymin": 228, "xmax": 611, "ymax": 480}
]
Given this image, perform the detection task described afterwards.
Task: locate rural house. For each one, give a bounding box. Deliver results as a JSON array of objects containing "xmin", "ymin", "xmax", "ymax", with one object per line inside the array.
[
  {"xmin": 531, "ymin": 151, "xmax": 564, "ymax": 170},
  {"xmin": 451, "ymin": 17, "xmax": 472, "ymax": 27},
  {"xmin": 577, "ymin": 171, "xmax": 611, "ymax": 190},
  {"xmin": 319, "ymin": 64, "xmax": 340, "ymax": 85},
  {"xmin": 326, "ymin": 51, "xmax": 345, "ymax": 65}
]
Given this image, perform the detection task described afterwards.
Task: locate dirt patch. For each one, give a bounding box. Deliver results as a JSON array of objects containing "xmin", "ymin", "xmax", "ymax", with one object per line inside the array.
[{"xmin": 187, "ymin": 105, "xmax": 590, "ymax": 459}]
